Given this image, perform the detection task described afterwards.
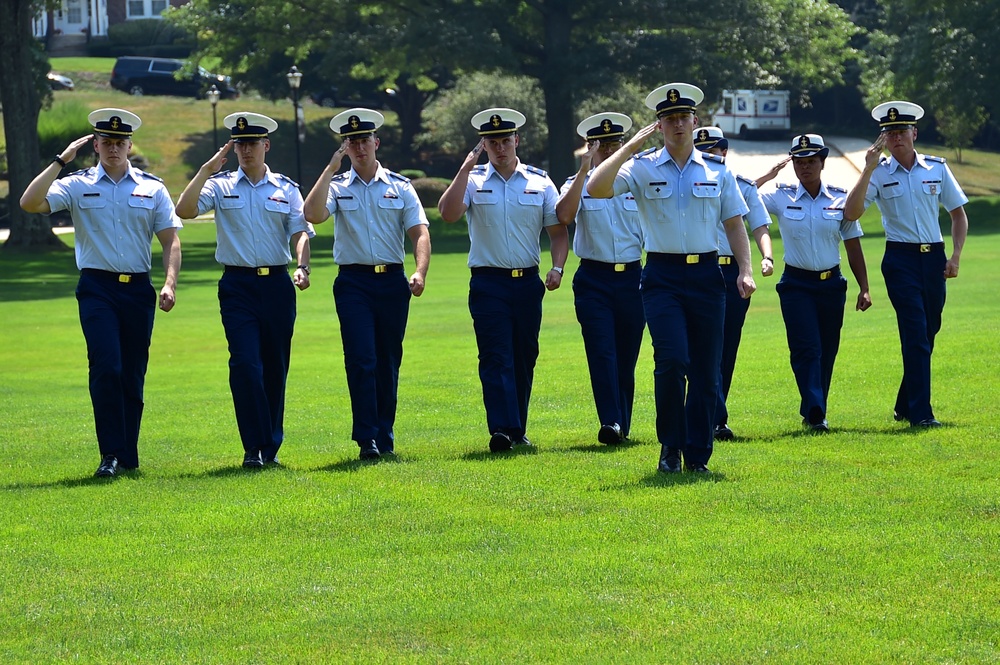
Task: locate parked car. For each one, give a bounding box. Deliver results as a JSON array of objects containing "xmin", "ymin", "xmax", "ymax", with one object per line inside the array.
[
  {"xmin": 308, "ymin": 84, "xmax": 394, "ymax": 110},
  {"xmin": 110, "ymin": 57, "xmax": 239, "ymax": 99},
  {"xmin": 47, "ymin": 72, "xmax": 75, "ymax": 91}
]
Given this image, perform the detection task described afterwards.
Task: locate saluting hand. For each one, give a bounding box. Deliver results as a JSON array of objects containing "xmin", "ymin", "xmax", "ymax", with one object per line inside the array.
[
  {"xmin": 329, "ymin": 141, "xmax": 350, "ymax": 171},
  {"xmin": 626, "ymin": 122, "xmax": 659, "ymax": 155},
  {"xmin": 460, "ymin": 139, "xmax": 486, "ymax": 172},
  {"xmin": 202, "ymin": 140, "xmax": 233, "ymax": 172},
  {"xmin": 864, "ymin": 134, "xmax": 886, "ymax": 171},
  {"xmin": 60, "ymin": 134, "xmax": 95, "ymax": 164}
]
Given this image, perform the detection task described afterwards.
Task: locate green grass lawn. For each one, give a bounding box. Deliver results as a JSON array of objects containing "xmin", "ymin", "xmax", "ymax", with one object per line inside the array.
[{"xmin": 1, "ymin": 221, "xmax": 998, "ymax": 662}]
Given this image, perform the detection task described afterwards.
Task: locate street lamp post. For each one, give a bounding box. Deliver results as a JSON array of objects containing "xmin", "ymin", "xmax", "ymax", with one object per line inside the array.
[
  {"xmin": 286, "ymin": 65, "xmax": 303, "ymax": 185},
  {"xmin": 207, "ymin": 84, "xmax": 221, "ymax": 147}
]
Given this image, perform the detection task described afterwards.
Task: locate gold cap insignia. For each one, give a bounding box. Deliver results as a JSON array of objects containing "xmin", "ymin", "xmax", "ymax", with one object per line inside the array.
[
  {"xmin": 349, "ymin": 115, "xmax": 360, "ymax": 129},
  {"xmin": 490, "ymin": 114, "xmax": 502, "ymax": 128},
  {"xmin": 698, "ymin": 129, "xmax": 708, "ymax": 141},
  {"xmin": 799, "ymin": 135, "xmax": 810, "ymax": 148},
  {"xmin": 237, "ymin": 117, "xmax": 247, "ymax": 130},
  {"xmin": 601, "ymin": 119, "xmax": 612, "ymax": 134},
  {"xmin": 888, "ymin": 107, "xmax": 898, "ymax": 121},
  {"xmin": 667, "ymin": 89, "xmax": 679, "ymax": 103},
  {"xmin": 110, "ymin": 117, "xmax": 121, "ymax": 129}
]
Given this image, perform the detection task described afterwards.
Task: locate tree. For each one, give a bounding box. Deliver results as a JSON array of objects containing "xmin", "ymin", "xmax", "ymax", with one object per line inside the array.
[{"xmin": 0, "ymin": 0, "xmax": 62, "ymax": 250}]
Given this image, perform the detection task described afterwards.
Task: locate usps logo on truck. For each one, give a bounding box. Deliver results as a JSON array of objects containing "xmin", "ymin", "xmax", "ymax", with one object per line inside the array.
[
  {"xmin": 762, "ymin": 100, "xmax": 779, "ymax": 113},
  {"xmin": 714, "ymin": 90, "xmax": 791, "ymax": 138}
]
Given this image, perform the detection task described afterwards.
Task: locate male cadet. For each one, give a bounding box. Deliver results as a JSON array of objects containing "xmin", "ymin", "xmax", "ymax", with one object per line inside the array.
[
  {"xmin": 303, "ymin": 109, "xmax": 430, "ymax": 461},
  {"xmin": 555, "ymin": 112, "xmax": 645, "ymax": 446},
  {"xmin": 176, "ymin": 112, "xmax": 313, "ymax": 468},
  {"xmin": 586, "ymin": 84, "xmax": 755, "ymax": 474},
  {"xmin": 20, "ymin": 108, "xmax": 182, "ymax": 477},
  {"xmin": 438, "ymin": 107, "xmax": 569, "ymax": 453},
  {"xmin": 844, "ymin": 101, "xmax": 968, "ymax": 428},
  {"xmin": 692, "ymin": 126, "xmax": 774, "ymax": 441}
]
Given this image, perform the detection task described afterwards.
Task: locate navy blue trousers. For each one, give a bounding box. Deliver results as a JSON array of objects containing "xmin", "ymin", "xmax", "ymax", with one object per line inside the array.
[
  {"xmin": 882, "ymin": 245, "xmax": 947, "ymax": 424},
  {"xmin": 219, "ymin": 270, "xmax": 296, "ymax": 459},
  {"xmin": 572, "ymin": 262, "xmax": 645, "ymax": 436},
  {"xmin": 333, "ymin": 269, "xmax": 412, "ymax": 452},
  {"xmin": 775, "ymin": 268, "xmax": 847, "ymax": 422},
  {"xmin": 76, "ymin": 270, "xmax": 155, "ymax": 469},
  {"xmin": 469, "ymin": 273, "xmax": 544, "ymax": 437},
  {"xmin": 641, "ymin": 259, "xmax": 725, "ymax": 466},
  {"xmin": 716, "ymin": 261, "xmax": 752, "ymax": 427}
]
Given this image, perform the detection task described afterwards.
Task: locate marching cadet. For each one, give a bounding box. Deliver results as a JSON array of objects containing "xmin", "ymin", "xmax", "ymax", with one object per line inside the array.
[
  {"xmin": 176, "ymin": 112, "xmax": 313, "ymax": 468},
  {"xmin": 844, "ymin": 102, "xmax": 968, "ymax": 428},
  {"xmin": 692, "ymin": 126, "xmax": 774, "ymax": 441},
  {"xmin": 556, "ymin": 112, "xmax": 645, "ymax": 446},
  {"xmin": 438, "ymin": 107, "xmax": 569, "ymax": 453},
  {"xmin": 20, "ymin": 108, "xmax": 182, "ymax": 477},
  {"xmin": 586, "ymin": 83, "xmax": 755, "ymax": 474},
  {"xmin": 758, "ymin": 134, "xmax": 871, "ymax": 432},
  {"xmin": 303, "ymin": 108, "xmax": 430, "ymax": 461}
]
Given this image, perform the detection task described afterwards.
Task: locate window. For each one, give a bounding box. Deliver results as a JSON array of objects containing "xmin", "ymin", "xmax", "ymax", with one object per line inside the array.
[{"xmin": 127, "ymin": 0, "xmax": 169, "ymax": 18}]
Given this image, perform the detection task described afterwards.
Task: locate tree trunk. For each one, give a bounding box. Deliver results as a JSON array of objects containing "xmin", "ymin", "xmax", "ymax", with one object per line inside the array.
[
  {"xmin": 541, "ymin": 2, "xmax": 576, "ymax": 186},
  {"xmin": 0, "ymin": 0, "xmax": 63, "ymax": 251}
]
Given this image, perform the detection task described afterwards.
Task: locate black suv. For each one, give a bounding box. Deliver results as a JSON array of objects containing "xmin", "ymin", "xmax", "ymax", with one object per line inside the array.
[{"xmin": 110, "ymin": 57, "xmax": 239, "ymax": 99}]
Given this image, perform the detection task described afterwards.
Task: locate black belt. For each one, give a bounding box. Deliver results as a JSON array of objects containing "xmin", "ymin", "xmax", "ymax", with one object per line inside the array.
[
  {"xmin": 886, "ymin": 241, "xmax": 944, "ymax": 253},
  {"xmin": 784, "ymin": 264, "xmax": 841, "ymax": 281},
  {"xmin": 471, "ymin": 266, "xmax": 540, "ymax": 278},
  {"xmin": 579, "ymin": 259, "xmax": 641, "ymax": 273},
  {"xmin": 81, "ymin": 268, "xmax": 149, "ymax": 284},
  {"xmin": 224, "ymin": 265, "xmax": 287, "ymax": 276},
  {"xmin": 339, "ymin": 263, "xmax": 404, "ymax": 274},
  {"xmin": 647, "ymin": 251, "xmax": 718, "ymax": 266},
  {"xmin": 718, "ymin": 255, "xmax": 736, "ymax": 266}
]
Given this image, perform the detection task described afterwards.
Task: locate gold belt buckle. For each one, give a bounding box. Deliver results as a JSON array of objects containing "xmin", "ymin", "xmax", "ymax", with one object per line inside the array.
[
  {"xmin": 920, "ymin": 244, "xmax": 931, "ymax": 253},
  {"xmin": 511, "ymin": 269, "xmax": 523, "ymax": 278},
  {"xmin": 374, "ymin": 264, "xmax": 387, "ymax": 274},
  {"xmin": 686, "ymin": 254, "xmax": 699, "ymax": 264},
  {"xmin": 719, "ymin": 256, "xmax": 732, "ymax": 266},
  {"xmin": 820, "ymin": 270, "xmax": 831, "ymax": 281},
  {"xmin": 118, "ymin": 274, "xmax": 131, "ymax": 284},
  {"xmin": 614, "ymin": 263, "xmax": 626, "ymax": 272},
  {"xmin": 256, "ymin": 267, "xmax": 270, "ymax": 276}
]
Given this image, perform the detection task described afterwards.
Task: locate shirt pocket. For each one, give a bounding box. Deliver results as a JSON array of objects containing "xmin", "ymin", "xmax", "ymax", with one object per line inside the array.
[
  {"xmin": 335, "ymin": 195, "xmax": 359, "ymax": 211},
  {"xmin": 219, "ymin": 196, "xmax": 246, "ymax": 210},
  {"xmin": 822, "ymin": 208, "xmax": 844, "ymax": 222},
  {"xmin": 580, "ymin": 196, "xmax": 604, "ymax": 211},
  {"xmin": 921, "ymin": 180, "xmax": 943, "ymax": 196},
  {"xmin": 128, "ymin": 194, "xmax": 154, "ymax": 211},
  {"xmin": 518, "ymin": 191, "xmax": 543, "ymax": 206},
  {"xmin": 78, "ymin": 194, "xmax": 107, "ymax": 210},
  {"xmin": 879, "ymin": 182, "xmax": 903, "ymax": 199},
  {"xmin": 623, "ymin": 195, "xmax": 638, "ymax": 212},
  {"xmin": 644, "ymin": 181, "xmax": 671, "ymax": 200},
  {"xmin": 264, "ymin": 197, "xmax": 291, "ymax": 215},
  {"xmin": 377, "ymin": 195, "xmax": 404, "ymax": 210},
  {"xmin": 472, "ymin": 190, "xmax": 498, "ymax": 205},
  {"xmin": 691, "ymin": 182, "xmax": 721, "ymax": 199}
]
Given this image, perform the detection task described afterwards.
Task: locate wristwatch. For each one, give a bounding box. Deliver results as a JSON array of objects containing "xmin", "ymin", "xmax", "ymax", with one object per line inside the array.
[
  {"xmin": 552, "ymin": 266, "xmax": 564, "ymax": 275},
  {"xmin": 297, "ymin": 264, "xmax": 311, "ymax": 275}
]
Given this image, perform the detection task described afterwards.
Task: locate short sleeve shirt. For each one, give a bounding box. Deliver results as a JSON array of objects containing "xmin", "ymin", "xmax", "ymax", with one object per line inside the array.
[
  {"xmin": 762, "ymin": 181, "xmax": 862, "ymax": 271},
  {"xmin": 560, "ymin": 172, "xmax": 642, "ymax": 263},
  {"xmin": 717, "ymin": 175, "xmax": 771, "ymax": 256}
]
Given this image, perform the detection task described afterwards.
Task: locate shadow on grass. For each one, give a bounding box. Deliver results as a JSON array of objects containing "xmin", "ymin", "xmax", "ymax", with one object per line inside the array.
[
  {"xmin": 637, "ymin": 469, "xmax": 727, "ymax": 488},
  {"xmin": 0, "ymin": 469, "xmax": 144, "ymax": 491},
  {"xmin": 562, "ymin": 438, "xmax": 647, "ymax": 454},
  {"xmin": 460, "ymin": 445, "xmax": 540, "ymax": 462},
  {"xmin": 316, "ymin": 453, "xmax": 409, "ymax": 473}
]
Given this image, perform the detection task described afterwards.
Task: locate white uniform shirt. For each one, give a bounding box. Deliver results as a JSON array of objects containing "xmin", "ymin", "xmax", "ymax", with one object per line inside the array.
[
  {"xmin": 324, "ymin": 163, "xmax": 428, "ymax": 265},
  {"xmin": 197, "ymin": 166, "xmax": 313, "ymax": 267},
  {"xmin": 462, "ymin": 160, "xmax": 559, "ymax": 268},
  {"xmin": 612, "ymin": 147, "xmax": 748, "ymax": 254},
  {"xmin": 762, "ymin": 182, "xmax": 862, "ymax": 271},
  {"xmin": 718, "ymin": 175, "xmax": 770, "ymax": 256},
  {"xmin": 863, "ymin": 153, "xmax": 968, "ymax": 243},
  {"xmin": 46, "ymin": 162, "xmax": 181, "ymax": 272},
  {"xmin": 561, "ymin": 172, "xmax": 642, "ymax": 263}
]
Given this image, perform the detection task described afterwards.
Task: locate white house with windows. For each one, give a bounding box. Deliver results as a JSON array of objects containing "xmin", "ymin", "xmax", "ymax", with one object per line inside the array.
[{"xmin": 33, "ymin": 0, "xmax": 183, "ymax": 41}]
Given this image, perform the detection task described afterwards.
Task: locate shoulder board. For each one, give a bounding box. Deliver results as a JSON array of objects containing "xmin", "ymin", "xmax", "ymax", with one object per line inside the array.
[
  {"xmin": 878, "ymin": 156, "xmax": 890, "ymax": 166},
  {"xmin": 331, "ymin": 172, "xmax": 349, "ymax": 181},
  {"xmin": 525, "ymin": 164, "xmax": 548, "ymax": 177},
  {"xmin": 471, "ymin": 165, "xmax": 487, "ymax": 174},
  {"xmin": 67, "ymin": 167, "xmax": 94, "ymax": 177},
  {"xmin": 134, "ymin": 169, "xmax": 163, "ymax": 183},
  {"xmin": 633, "ymin": 147, "xmax": 656, "ymax": 159},
  {"xmin": 924, "ymin": 155, "xmax": 946, "ymax": 163},
  {"xmin": 703, "ymin": 153, "xmax": 724, "ymax": 163},
  {"xmin": 275, "ymin": 173, "xmax": 300, "ymax": 188},
  {"xmin": 736, "ymin": 174, "xmax": 756, "ymax": 186},
  {"xmin": 563, "ymin": 174, "xmax": 577, "ymax": 184},
  {"xmin": 828, "ymin": 185, "xmax": 847, "ymax": 194},
  {"xmin": 208, "ymin": 170, "xmax": 232, "ymax": 180},
  {"xmin": 777, "ymin": 183, "xmax": 796, "ymax": 191},
  {"xmin": 387, "ymin": 170, "xmax": 410, "ymax": 183}
]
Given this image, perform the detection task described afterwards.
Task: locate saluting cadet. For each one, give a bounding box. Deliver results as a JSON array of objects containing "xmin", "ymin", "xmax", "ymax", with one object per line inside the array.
[
  {"xmin": 586, "ymin": 83, "xmax": 755, "ymax": 474},
  {"xmin": 438, "ymin": 107, "xmax": 569, "ymax": 453},
  {"xmin": 555, "ymin": 112, "xmax": 645, "ymax": 446},
  {"xmin": 758, "ymin": 134, "xmax": 871, "ymax": 432},
  {"xmin": 692, "ymin": 126, "xmax": 774, "ymax": 441},
  {"xmin": 176, "ymin": 112, "xmax": 313, "ymax": 468},
  {"xmin": 844, "ymin": 102, "xmax": 968, "ymax": 428},
  {"xmin": 20, "ymin": 108, "xmax": 182, "ymax": 478},
  {"xmin": 303, "ymin": 109, "xmax": 430, "ymax": 461}
]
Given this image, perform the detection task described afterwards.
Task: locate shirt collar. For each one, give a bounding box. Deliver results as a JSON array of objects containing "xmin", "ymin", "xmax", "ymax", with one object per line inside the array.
[
  {"xmin": 484, "ymin": 159, "xmax": 524, "ymax": 182},
  {"xmin": 654, "ymin": 147, "xmax": 700, "ymax": 170},
  {"xmin": 346, "ymin": 161, "xmax": 390, "ymax": 187},
  {"xmin": 95, "ymin": 161, "xmax": 138, "ymax": 185},
  {"xmin": 235, "ymin": 165, "xmax": 279, "ymax": 187},
  {"xmin": 887, "ymin": 151, "xmax": 929, "ymax": 174},
  {"xmin": 793, "ymin": 181, "xmax": 834, "ymax": 201}
]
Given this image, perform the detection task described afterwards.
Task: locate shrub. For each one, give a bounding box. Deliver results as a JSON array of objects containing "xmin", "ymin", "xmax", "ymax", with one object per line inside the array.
[
  {"xmin": 37, "ymin": 100, "xmax": 94, "ymax": 171},
  {"xmin": 107, "ymin": 18, "xmax": 193, "ymax": 47},
  {"xmin": 399, "ymin": 169, "xmax": 426, "ymax": 180},
  {"xmin": 410, "ymin": 177, "xmax": 450, "ymax": 208}
]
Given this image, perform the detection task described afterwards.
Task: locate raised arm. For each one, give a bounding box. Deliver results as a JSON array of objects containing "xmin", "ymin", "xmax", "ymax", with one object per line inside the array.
[
  {"xmin": 555, "ymin": 142, "xmax": 599, "ymax": 224},
  {"xmin": 175, "ymin": 141, "xmax": 232, "ymax": 219},
  {"xmin": 20, "ymin": 134, "xmax": 93, "ymax": 214},
  {"xmin": 438, "ymin": 139, "xmax": 484, "ymax": 222},
  {"xmin": 304, "ymin": 142, "xmax": 349, "ymax": 224},
  {"xmin": 587, "ymin": 122, "xmax": 658, "ymax": 199},
  {"xmin": 844, "ymin": 135, "xmax": 885, "ymax": 221}
]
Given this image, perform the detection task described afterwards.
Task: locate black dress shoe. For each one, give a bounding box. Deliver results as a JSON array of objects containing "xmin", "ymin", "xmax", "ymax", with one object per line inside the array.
[
  {"xmin": 359, "ymin": 439, "xmax": 381, "ymax": 460},
  {"xmin": 489, "ymin": 431, "xmax": 513, "ymax": 452},
  {"xmin": 95, "ymin": 455, "xmax": 118, "ymax": 478},
  {"xmin": 513, "ymin": 435, "xmax": 533, "ymax": 447},
  {"xmin": 713, "ymin": 424, "xmax": 734, "ymax": 441},
  {"xmin": 893, "ymin": 411, "xmax": 907, "ymax": 422},
  {"xmin": 811, "ymin": 419, "xmax": 830, "ymax": 433},
  {"xmin": 262, "ymin": 456, "xmax": 281, "ymax": 467},
  {"xmin": 916, "ymin": 418, "xmax": 942, "ymax": 428},
  {"xmin": 598, "ymin": 423, "xmax": 624, "ymax": 445},
  {"xmin": 657, "ymin": 447, "xmax": 681, "ymax": 473},
  {"xmin": 242, "ymin": 450, "xmax": 263, "ymax": 468},
  {"xmin": 686, "ymin": 464, "xmax": 712, "ymax": 474}
]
